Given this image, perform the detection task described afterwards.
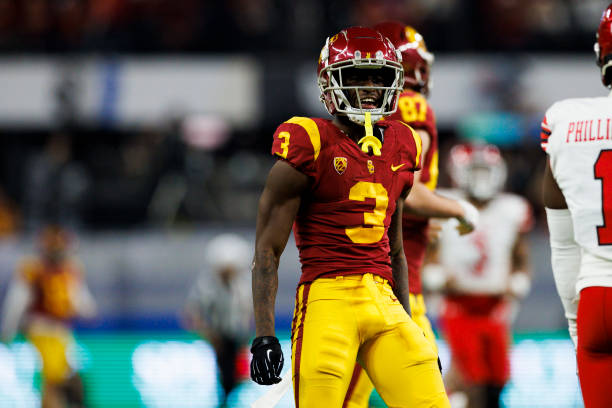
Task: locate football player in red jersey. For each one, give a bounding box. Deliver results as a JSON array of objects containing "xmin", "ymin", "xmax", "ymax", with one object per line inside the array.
[
  {"xmin": 1, "ymin": 225, "xmax": 97, "ymax": 408},
  {"xmin": 343, "ymin": 21, "xmax": 479, "ymax": 408},
  {"xmin": 250, "ymin": 26, "xmax": 450, "ymax": 407}
]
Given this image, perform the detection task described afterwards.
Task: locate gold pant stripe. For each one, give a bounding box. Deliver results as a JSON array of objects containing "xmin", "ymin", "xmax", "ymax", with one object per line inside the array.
[{"xmin": 292, "ymin": 282, "xmax": 311, "ymax": 408}]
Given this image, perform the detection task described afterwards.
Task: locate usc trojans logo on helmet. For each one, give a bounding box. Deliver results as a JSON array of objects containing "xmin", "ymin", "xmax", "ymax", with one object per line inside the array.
[{"xmin": 334, "ymin": 157, "xmax": 348, "ymax": 175}]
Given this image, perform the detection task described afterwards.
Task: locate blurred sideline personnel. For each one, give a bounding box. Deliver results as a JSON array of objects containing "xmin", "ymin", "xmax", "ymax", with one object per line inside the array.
[
  {"xmin": 425, "ymin": 144, "xmax": 532, "ymax": 408},
  {"xmin": 1, "ymin": 225, "xmax": 97, "ymax": 408},
  {"xmin": 541, "ymin": 4, "xmax": 612, "ymax": 407},
  {"xmin": 343, "ymin": 21, "xmax": 480, "ymax": 408},
  {"xmin": 250, "ymin": 27, "xmax": 454, "ymax": 407},
  {"xmin": 183, "ymin": 233, "xmax": 252, "ymax": 407}
]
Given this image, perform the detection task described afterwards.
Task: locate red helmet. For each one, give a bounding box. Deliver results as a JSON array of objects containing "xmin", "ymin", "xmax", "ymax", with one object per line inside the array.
[
  {"xmin": 317, "ymin": 26, "xmax": 404, "ymax": 125},
  {"xmin": 447, "ymin": 144, "xmax": 507, "ymax": 202},
  {"xmin": 595, "ymin": 3, "xmax": 612, "ymax": 87},
  {"xmin": 374, "ymin": 21, "xmax": 434, "ymax": 96}
]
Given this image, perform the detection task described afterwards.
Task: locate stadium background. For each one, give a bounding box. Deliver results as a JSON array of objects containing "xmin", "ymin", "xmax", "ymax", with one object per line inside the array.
[{"xmin": 0, "ymin": 0, "xmax": 603, "ymax": 406}]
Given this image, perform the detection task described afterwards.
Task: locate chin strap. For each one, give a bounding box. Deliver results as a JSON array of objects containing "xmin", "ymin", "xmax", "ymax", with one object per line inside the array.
[{"xmin": 357, "ymin": 112, "xmax": 382, "ymax": 156}]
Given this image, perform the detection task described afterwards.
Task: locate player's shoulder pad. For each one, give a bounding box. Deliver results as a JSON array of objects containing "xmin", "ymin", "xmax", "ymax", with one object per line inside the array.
[
  {"xmin": 545, "ymin": 97, "xmax": 594, "ymax": 126},
  {"xmin": 390, "ymin": 120, "xmax": 423, "ymax": 169},
  {"xmin": 274, "ymin": 116, "xmax": 323, "ymax": 161},
  {"xmin": 497, "ymin": 193, "xmax": 534, "ymax": 231},
  {"xmin": 541, "ymin": 100, "xmax": 575, "ymax": 152}
]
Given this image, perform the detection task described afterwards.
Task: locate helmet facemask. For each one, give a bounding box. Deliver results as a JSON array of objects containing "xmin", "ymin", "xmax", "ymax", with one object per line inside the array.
[
  {"xmin": 595, "ymin": 39, "xmax": 612, "ymax": 88},
  {"xmin": 448, "ymin": 144, "xmax": 507, "ymax": 203},
  {"xmin": 463, "ymin": 164, "xmax": 507, "ymax": 202},
  {"xmin": 403, "ymin": 57, "xmax": 433, "ymax": 96},
  {"xmin": 318, "ymin": 51, "xmax": 403, "ymax": 125}
]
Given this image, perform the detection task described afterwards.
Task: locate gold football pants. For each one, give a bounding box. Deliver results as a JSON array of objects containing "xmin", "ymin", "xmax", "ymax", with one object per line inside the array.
[
  {"xmin": 343, "ymin": 293, "xmax": 440, "ymax": 408},
  {"xmin": 27, "ymin": 320, "xmax": 74, "ymax": 384},
  {"xmin": 291, "ymin": 274, "xmax": 448, "ymax": 408}
]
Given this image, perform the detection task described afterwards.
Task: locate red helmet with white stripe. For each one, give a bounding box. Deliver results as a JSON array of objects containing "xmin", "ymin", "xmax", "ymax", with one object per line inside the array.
[
  {"xmin": 317, "ymin": 26, "xmax": 404, "ymax": 125},
  {"xmin": 595, "ymin": 3, "xmax": 612, "ymax": 87},
  {"xmin": 448, "ymin": 144, "xmax": 507, "ymax": 202},
  {"xmin": 374, "ymin": 21, "xmax": 434, "ymax": 96}
]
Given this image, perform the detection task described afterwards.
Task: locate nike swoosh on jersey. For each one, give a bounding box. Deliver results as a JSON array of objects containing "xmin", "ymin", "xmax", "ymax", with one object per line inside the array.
[{"xmin": 391, "ymin": 163, "xmax": 406, "ymax": 171}]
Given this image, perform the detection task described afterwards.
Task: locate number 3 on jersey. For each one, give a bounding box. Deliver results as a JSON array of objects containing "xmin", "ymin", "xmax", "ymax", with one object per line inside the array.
[
  {"xmin": 277, "ymin": 131, "xmax": 290, "ymax": 159},
  {"xmin": 595, "ymin": 149, "xmax": 612, "ymax": 245},
  {"xmin": 345, "ymin": 182, "xmax": 389, "ymax": 244}
]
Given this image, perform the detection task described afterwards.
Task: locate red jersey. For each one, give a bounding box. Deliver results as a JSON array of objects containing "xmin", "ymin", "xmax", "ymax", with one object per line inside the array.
[
  {"xmin": 271, "ymin": 117, "xmax": 422, "ymax": 286},
  {"xmin": 386, "ymin": 90, "xmax": 439, "ymax": 294},
  {"xmin": 19, "ymin": 256, "xmax": 82, "ymax": 321}
]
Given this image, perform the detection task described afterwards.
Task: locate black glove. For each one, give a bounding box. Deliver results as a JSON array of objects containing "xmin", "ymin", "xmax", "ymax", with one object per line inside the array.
[{"xmin": 250, "ymin": 336, "xmax": 284, "ymax": 385}]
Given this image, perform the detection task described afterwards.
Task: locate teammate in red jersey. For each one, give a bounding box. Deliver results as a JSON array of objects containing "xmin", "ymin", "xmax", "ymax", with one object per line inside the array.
[
  {"xmin": 249, "ymin": 26, "xmax": 450, "ymax": 407},
  {"xmin": 342, "ymin": 21, "xmax": 479, "ymax": 408},
  {"xmin": 1, "ymin": 225, "xmax": 97, "ymax": 408}
]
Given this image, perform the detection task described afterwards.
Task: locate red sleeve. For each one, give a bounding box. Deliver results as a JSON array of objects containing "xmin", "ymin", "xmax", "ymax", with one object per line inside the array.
[
  {"xmin": 540, "ymin": 115, "xmax": 551, "ymax": 152},
  {"xmin": 394, "ymin": 121, "xmax": 423, "ymax": 172},
  {"xmin": 271, "ymin": 117, "xmax": 321, "ymax": 177}
]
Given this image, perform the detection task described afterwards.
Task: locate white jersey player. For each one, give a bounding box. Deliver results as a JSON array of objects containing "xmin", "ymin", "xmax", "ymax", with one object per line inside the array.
[
  {"xmin": 541, "ymin": 5, "xmax": 612, "ymax": 407},
  {"xmin": 425, "ymin": 143, "xmax": 532, "ymax": 408}
]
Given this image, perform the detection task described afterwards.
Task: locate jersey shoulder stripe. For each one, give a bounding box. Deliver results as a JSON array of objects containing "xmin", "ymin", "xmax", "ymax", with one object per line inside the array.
[
  {"xmin": 424, "ymin": 150, "xmax": 438, "ymax": 191},
  {"xmin": 284, "ymin": 117, "xmax": 321, "ymax": 161},
  {"xmin": 398, "ymin": 121, "xmax": 422, "ymax": 168},
  {"xmin": 540, "ymin": 116, "xmax": 551, "ymax": 152}
]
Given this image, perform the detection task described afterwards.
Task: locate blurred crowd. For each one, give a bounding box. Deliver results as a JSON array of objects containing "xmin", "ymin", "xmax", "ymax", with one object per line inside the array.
[
  {"xmin": 0, "ymin": 0, "xmax": 601, "ymax": 233},
  {"xmin": 0, "ymin": 126, "xmax": 546, "ymax": 233},
  {"xmin": 0, "ymin": 0, "xmax": 607, "ymax": 53},
  {"xmin": 0, "ymin": 124, "xmax": 273, "ymax": 232}
]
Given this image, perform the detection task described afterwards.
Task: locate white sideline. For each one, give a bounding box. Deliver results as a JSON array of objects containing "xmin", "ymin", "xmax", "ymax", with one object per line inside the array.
[{"xmin": 251, "ymin": 371, "xmax": 292, "ymax": 408}]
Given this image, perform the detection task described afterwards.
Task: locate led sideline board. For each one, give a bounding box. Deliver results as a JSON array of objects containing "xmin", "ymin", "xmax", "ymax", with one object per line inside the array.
[{"xmin": 0, "ymin": 332, "xmax": 582, "ymax": 408}]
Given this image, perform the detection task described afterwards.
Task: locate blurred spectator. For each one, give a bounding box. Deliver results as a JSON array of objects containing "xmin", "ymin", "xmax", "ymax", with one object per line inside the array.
[
  {"xmin": 0, "ymin": 0, "xmax": 599, "ymax": 53},
  {"xmin": 183, "ymin": 233, "xmax": 253, "ymax": 407},
  {"xmin": 55, "ymin": 0, "xmax": 88, "ymax": 51},
  {"xmin": 23, "ymin": 133, "xmax": 89, "ymax": 231},
  {"xmin": 21, "ymin": 0, "xmax": 54, "ymax": 51},
  {"xmin": 0, "ymin": 224, "xmax": 97, "ymax": 408}
]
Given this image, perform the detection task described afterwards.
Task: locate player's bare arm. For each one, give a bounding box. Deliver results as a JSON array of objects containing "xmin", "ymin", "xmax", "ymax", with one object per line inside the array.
[
  {"xmin": 251, "ymin": 159, "xmax": 309, "ymax": 385},
  {"xmin": 404, "ymin": 128, "xmax": 457, "ymax": 218},
  {"xmin": 253, "ymin": 160, "xmax": 309, "ymax": 337},
  {"xmin": 389, "ymin": 195, "xmax": 411, "ymax": 315},
  {"xmin": 404, "ymin": 128, "xmax": 478, "ymax": 233},
  {"xmin": 507, "ymin": 232, "xmax": 532, "ymax": 299},
  {"xmin": 542, "ymin": 159, "xmax": 568, "ymax": 209},
  {"xmin": 405, "ymin": 182, "xmax": 464, "ymax": 219},
  {"xmin": 511, "ymin": 233, "xmax": 531, "ymax": 274}
]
